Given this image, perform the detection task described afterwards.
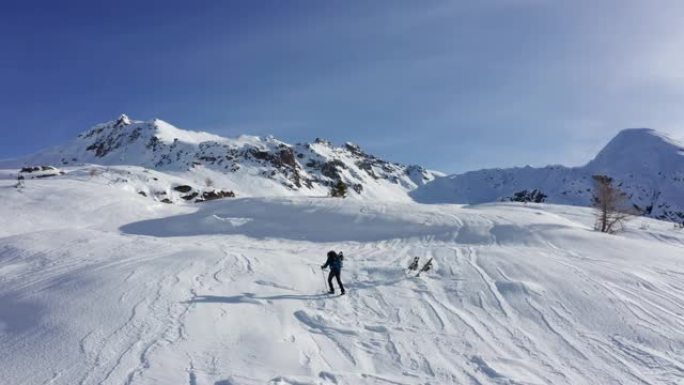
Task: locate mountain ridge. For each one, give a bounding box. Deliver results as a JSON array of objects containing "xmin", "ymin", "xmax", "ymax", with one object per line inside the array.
[
  {"xmin": 1, "ymin": 114, "xmax": 439, "ymax": 201},
  {"xmin": 413, "ymin": 128, "xmax": 684, "ymax": 222},
  {"xmin": 4, "ymin": 116, "xmax": 684, "ymax": 221}
]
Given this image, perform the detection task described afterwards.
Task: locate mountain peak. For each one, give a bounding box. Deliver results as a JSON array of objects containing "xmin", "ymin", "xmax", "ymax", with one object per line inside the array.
[
  {"xmin": 412, "ymin": 126, "xmax": 684, "ymax": 222},
  {"xmin": 5, "ymin": 115, "xmax": 440, "ymax": 200},
  {"xmin": 614, "ymin": 127, "xmax": 656, "ymax": 135},
  {"xmin": 587, "ymin": 128, "xmax": 684, "ymax": 173},
  {"xmin": 602, "ymin": 128, "xmax": 681, "ymax": 149},
  {"xmin": 114, "ymin": 114, "xmax": 131, "ymax": 128},
  {"xmin": 604, "ymin": 128, "xmax": 672, "ymax": 147}
]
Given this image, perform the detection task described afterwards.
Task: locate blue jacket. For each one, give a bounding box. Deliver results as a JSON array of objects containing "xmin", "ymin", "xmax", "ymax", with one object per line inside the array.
[{"xmin": 323, "ymin": 252, "xmax": 343, "ymax": 272}]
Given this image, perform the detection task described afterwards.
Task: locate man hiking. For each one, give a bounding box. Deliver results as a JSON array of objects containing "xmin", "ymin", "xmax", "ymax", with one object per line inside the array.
[{"xmin": 321, "ymin": 250, "xmax": 345, "ymax": 295}]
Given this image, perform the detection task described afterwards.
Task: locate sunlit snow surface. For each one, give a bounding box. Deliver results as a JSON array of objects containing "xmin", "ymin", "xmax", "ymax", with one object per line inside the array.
[{"xmin": 1, "ymin": 174, "xmax": 683, "ymax": 385}]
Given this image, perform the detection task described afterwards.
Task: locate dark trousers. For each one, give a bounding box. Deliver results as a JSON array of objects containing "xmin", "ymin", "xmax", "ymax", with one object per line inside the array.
[{"xmin": 328, "ymin": 269, "xmax": 344, "ymax": 292}]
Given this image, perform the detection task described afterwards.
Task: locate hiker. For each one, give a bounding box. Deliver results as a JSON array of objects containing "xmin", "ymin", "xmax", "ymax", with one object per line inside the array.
[{"xmin": 321, "ymin": 250, "xmax": 345, "ymax": 295}]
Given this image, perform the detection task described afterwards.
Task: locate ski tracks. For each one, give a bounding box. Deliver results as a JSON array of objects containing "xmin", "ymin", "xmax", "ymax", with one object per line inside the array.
[
  {"xmin": 52, "ymin": 229, "xmax": 684, "ymax": 384},
  {"xmin": 75, "ymin": 247, "xmax": 235, "ymax": 385}
]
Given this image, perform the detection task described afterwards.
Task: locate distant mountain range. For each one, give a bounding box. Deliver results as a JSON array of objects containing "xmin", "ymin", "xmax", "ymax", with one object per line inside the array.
[
  {"xmin": 412, "ymin": 128, "xmax": 684, "ymax": 222},
  {"xmin": 3, "ymin": 115, "xmax": 684, "ymax": 222},
  {"xmin": 1, "ymin": 114, "xmax": 438, "ymax": 201}
]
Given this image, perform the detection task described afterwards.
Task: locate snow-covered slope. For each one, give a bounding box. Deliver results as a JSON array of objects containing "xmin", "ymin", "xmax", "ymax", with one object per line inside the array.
[
  {"xmin": 1, "ymin": 175, "xmax": 683, "ymax": 385},
  {"xmin": 0, "ymin": 115, "xmax": 438, "ymax": 201},
  {"xmin": 412, "ymin": 128, "xmax": 684, "ymax": 222}
]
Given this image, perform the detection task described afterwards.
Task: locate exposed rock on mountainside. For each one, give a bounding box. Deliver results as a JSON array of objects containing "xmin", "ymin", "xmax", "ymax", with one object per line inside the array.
[
  {"xmin": 4, "ymin": 115, "xmax": 438, "ymax": 200},
  {"xmin": 18, "ymin": 165, "xmax": 64, "ymax": 179},
  {"xmin": 413, "ymin": 128, "xmax": 684, "ymax": 222}
]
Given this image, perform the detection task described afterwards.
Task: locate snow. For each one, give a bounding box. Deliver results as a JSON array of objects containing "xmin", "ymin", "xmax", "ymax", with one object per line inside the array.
[
  {"xmin": 413, "ymin": 128, "xmax": 684, "ymax": 222},
  {"xmin": 152, "ymin": 119, "xmax": 228, "ymax": 144},
  {"xmin": 0, "ymin": 115, "xmax": 438, "ymax": 202},
  {"xmin": 587, "ymin": 128, "xmax": 684, "ymax": 174},
  {"xmin": 1, "ymin": 175, "xmax": 683, "ymax": 385}
]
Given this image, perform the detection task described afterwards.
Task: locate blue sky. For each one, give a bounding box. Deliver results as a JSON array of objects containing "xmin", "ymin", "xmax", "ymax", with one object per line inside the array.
[{"xmin": 2, "ymin": 1, "xmax": 684, "ymax": 173}]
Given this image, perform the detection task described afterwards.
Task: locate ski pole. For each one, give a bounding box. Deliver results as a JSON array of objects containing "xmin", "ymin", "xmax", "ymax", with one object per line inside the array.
[{"xmin": 321, "ymin": 268, "xmax": 328, "ymax": 292}]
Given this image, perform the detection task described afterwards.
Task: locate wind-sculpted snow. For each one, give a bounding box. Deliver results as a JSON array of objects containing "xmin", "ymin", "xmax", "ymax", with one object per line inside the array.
[
  {"xmin": 1, "ymin": 177, "xmax": 684, "ymax": 384},
  {"xmin": 121, "ymin": 198, "xmax": 579, "ymax": 246},
  {"xmin": 122, "ymin": 198, "xmax": 466, "ymax": 242}
]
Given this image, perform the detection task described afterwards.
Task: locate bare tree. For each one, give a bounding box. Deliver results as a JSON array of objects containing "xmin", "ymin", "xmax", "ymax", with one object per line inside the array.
[
  {"xmin": 205, "ymin": 177, "xmax": 214, "ymax": 188},
  {"xmin": 592, "ymin": 175, "xmax": 635, "ymax": 233}
]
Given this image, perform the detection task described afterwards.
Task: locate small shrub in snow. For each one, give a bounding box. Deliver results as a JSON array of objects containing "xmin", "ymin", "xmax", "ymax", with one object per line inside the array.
[
  {"xmin": 196, "ymin": 190, "xmax": 236, "ymax": 202},
  {"xmin": 330, "ymin": 180, "xmax": 347, "ymax": 198},
  {"xmin": 508, "ymin": 189, "xmax": 547, "ymax": 203}
]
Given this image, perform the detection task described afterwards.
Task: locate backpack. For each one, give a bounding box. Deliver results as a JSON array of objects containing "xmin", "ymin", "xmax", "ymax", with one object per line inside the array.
[{"xmin": 331, "ymin": 251, "xmax": 344, "ymax": 271}]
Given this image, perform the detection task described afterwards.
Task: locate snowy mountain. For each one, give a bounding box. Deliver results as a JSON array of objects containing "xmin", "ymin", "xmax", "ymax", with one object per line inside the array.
[
  {"xmin": 1, "ymin": 115, "xmax": 438, "ymax": 201},
  {"xmin": 1, "ymin": 175, "xmax": 683, "ymax": 385},
  {"xmin": 412, "ymin": 128, "xmax": 684, "ymax": 222},
  {"xmin": 2, "ymin": 119, "xmax": 684, "ymax": 384}
]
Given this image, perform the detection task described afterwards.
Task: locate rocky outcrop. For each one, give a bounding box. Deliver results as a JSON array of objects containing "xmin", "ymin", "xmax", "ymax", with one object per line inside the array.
[
  {"xmin": 196, "ymin": 190, "xmax": 236, "ymax": 202},
  {"xmin": 20, "ymin": 116, "xmax": 439, "ymax": 199},
  {"xmin": 19, "ymin": 166, "xmax": 64, "ymax": 179}
]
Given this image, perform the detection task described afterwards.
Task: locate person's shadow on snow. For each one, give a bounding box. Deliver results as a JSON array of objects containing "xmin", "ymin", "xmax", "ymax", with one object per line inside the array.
[{"xmin": 187, "ymin": 274, "xmax": 419, "ymax": 306}]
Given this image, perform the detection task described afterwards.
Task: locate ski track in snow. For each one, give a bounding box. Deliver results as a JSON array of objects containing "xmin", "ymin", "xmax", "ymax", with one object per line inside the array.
[{"xmin": 1, "ymin": 182, "xmax": 684, "ymax": 385}]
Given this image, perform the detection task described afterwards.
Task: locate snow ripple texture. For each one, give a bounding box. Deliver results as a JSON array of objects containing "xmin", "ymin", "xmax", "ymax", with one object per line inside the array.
[{"xmin": 1, "ymin": 177, "xmax": 683, "ymax": 385}]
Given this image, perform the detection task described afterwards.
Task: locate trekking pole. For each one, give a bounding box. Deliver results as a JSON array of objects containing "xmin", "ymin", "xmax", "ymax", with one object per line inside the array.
[{"xmin": 321, "ymin": 268, "xmax": 328, "ymax": 292}]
